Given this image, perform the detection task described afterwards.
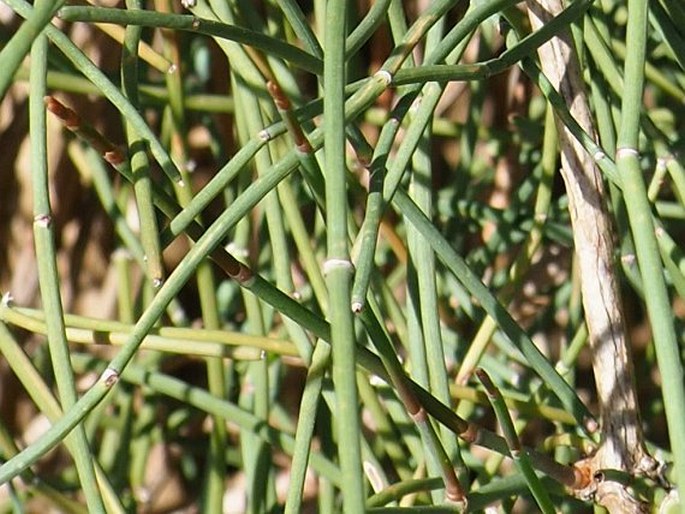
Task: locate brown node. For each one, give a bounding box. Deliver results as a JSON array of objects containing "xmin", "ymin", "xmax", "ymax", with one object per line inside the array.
[
  {"xmin": 104, "ymin": 149, "xmax": 125, "ymax": 166},
  {"xmin": 459, "ymin": 422, "xmax": 480, "ymax": 444},
  {"xmin": 267, "ymin": 81, "xmax": 290, "ymax": 110},
  {"xmin": 572, "ymin": 459, "xmax": 594, "ymax": 490},
  {"xmin": 44, "ymin": 96, "xmax": 80, "ymax": 129}
]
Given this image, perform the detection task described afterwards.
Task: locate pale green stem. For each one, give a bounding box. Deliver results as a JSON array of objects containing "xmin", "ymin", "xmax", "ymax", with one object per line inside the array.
[
  {"xmin": 123, "ymin": 0, "xmax": 164, "ymax": 286},
  {"xmin": 323, "ymin": 2, "xmax": 365, "ymax": 511},
  {"xmin": 477, "ymin": 369, "xmax": 555, "ymax": 513},
  {"xmin": 29, "ymin": 22, "xmax": 105, "ymax": 513},
  {"xmin": 616, "ymin": 0, "xmax": 685, "ymax": 500}
]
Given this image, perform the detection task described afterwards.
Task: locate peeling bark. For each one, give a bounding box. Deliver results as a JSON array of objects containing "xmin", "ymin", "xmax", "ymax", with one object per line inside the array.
[{"xmin": 524, "ymin": 1, "xmax": 659, "ymax": 511}]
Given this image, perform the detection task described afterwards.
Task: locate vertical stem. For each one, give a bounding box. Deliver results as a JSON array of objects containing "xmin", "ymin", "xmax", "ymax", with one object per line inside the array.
[
  {"xmin": 456, "ymin": 107, "xmax": 559, "ymax": 385},
  {"xmin": 242, "ymin": 291, "xmax": 274, "ymax": 513},
  {"xmin": 29, "ymin": 15, "xmax": 105, "ymax": 513},
  {"xmin": 407, "ymin": 84, "xmax": 466, "ymax": 487},
  {"xmin": 616, "ymin": 0, "xmax": 685, "ymax": 504},
  {"xmin": 476, "ymin": 369, "xmax": 555, "ymax": 514},
  {"xmin": 122, "ymin": 0, "xmax": 164, "ymax": 286},
  {"xmin": 323, "ymin": 2, "xmax": 365, "ymax": 511},
  {"xmin": 158, "ymin": 0, "xmax": 230, "ymax": 506},
  {"xmin": 525, "ymin": 0, "xmax": 658, "ymax": 510},
  {"xmin": 0, "ymin": 0, "xmax": 63, "ymax": 98},
  {"xmin": 284, "ymin": 342, "xmax": 331, "ymax": 514}
]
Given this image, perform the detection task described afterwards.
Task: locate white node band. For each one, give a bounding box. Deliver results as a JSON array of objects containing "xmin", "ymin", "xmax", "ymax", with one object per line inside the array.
[
  {"xmin": 101, "ymin": 368, "xmax": 120, "ymax": 387},
  {"xmin": 323, "ymin": 258, "xmax": 354, "ymax": 275},
  {"xmin": 616, "ymin": 147, "xmax": 639, "ymax": 158},
  {"xmin": 374, "ymin": 69, "xmax": 393, "ymax": 86},
  {"xmin": 34, "ymin": 214, "xmax": 51, "ymax": 227}
]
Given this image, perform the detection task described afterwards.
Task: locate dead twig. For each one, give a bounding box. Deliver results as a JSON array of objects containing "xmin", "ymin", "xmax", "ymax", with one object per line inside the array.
[{"xmin": 524, "ymin": 0, "xmax": 660, "ymax": 511}]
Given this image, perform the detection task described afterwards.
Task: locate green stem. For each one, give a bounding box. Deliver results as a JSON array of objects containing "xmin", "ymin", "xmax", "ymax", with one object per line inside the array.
[
  {"xmin": 0, "ymin": 0, "xmax": 64, "ymax": 99},
  {"xmin": 4, "ymin": 0, "xmax": 183, "ymax": 184},
  {"xmin": 346, "ymin": 0, "xmax": 392, "ymax": 59},
  {"xmin": 29, "ymin": 23, "xmax": 105, "ymax": 513},
  {"xmin": 616, "ymin": 0, "xmax": 685, "ymax": 499},
  {"xmin": 69, "ymin": 352, "xmax": 343, "ymax": 483},
  {"xmin": 476, "ymin": 369, "xmax": 555, "ymax": 514},
  {"xmin": 0, "ymin": 304, "xmax": 292, "ymax": 358},
  {"xmin": 123, "ymin": 0, "xmax": 165, "ymax": 286},
  {"xmin": 0, "ymin": 322, "xmax": 127, "ymax": 513},
  {"xmin": 392, "ymin": 189, "xmax": 593, "ymax": 429},
  {"xmin": 284, "ymin": 342, "xmax": 331, "ymax": 514},
  {"xmin": 323, "ymin": 2, "xmax": 365, "ymax": 511},
  {"xmin": 58, "ymin": 6, "xmax": 322, "ymax": 74}
]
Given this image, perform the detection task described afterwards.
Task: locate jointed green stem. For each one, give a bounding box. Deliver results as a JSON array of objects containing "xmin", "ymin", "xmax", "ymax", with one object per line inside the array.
[
  {"xmin": 58, "ymin": 6, "xmax": 322, "ymax": 74},
  {"xmin": 615, "ymin": 0, "xmax": 685, "ymax": 498},
  {"xmin": 322, "ymin": 2, "xmax": 365, "ymax": 511},
  {"xmin": 29, "ymin": 21, "xmax": 105, "ymax": 513},
  {"xmin": 477, "ymin": 369, "xmax": 555, "ymax": 513}
]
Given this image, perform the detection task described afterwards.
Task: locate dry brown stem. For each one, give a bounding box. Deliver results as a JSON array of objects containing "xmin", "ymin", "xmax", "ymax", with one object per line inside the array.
[{"xmin": 524, "ymin": 0, "xmax": 658, "ymax": 511}]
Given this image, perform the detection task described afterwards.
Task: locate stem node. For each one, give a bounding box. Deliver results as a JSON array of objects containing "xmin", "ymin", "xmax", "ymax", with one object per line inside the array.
[
  {"xmin": 100, "ymin": 368, "xmax": 120, "ymax": 387},
  {"xmin": 33, "ymin": 214, "xmax": 52, "ymax": 227},
  {"xmin": 322, "ymin": 258, "xmax": 354, "ymax": 275}
]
